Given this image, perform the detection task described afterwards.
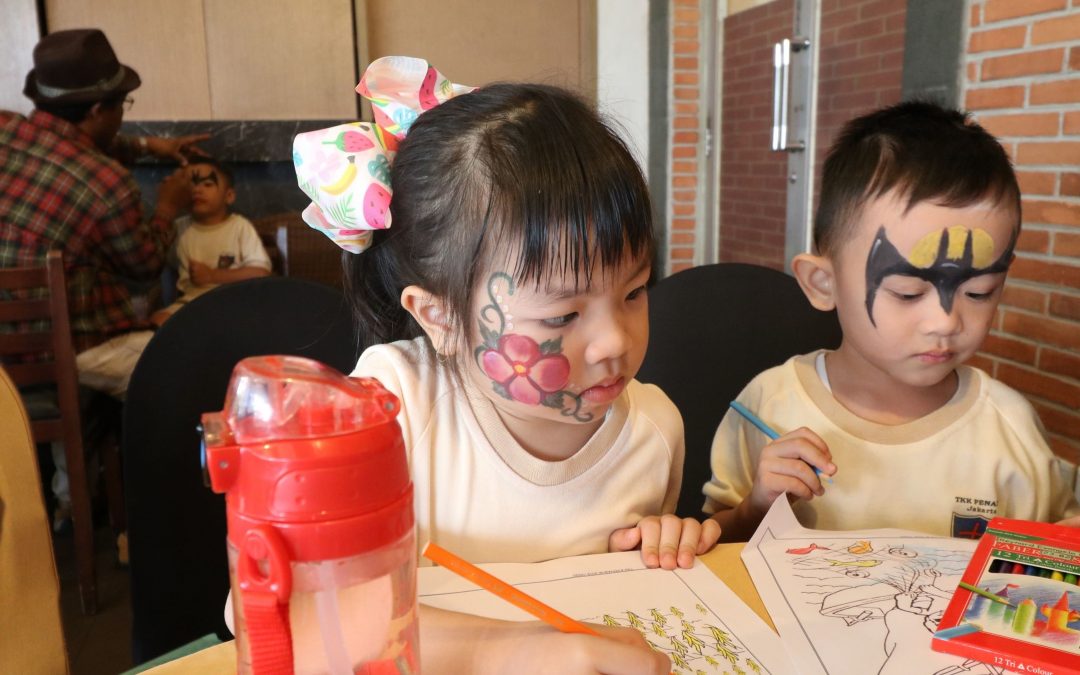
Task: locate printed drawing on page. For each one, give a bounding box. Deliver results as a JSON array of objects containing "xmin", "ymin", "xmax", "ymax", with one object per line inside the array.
[{"xmin": 742, "ymin": 497, "xmax": 1012, "ymax": 675}]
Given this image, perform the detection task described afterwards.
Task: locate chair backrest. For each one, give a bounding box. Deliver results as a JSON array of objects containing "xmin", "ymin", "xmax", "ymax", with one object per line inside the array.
[
  {"xmin": 123, "ymin": 275, "xmax": 358, "ymax": 664},
  {"xmin": 0, "ymin": 365, "xmax": 68, "ymax": 674},
  {"xmin": 636, "ymin": 263, "xmax": 843, "ymax": 518},
  {"xmin": 253, "ymin": 212, "xmax": 344, "ymax": 289}
]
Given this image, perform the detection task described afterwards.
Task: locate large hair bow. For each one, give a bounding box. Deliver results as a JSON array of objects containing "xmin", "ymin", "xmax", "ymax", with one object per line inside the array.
[{"xmin": 292, "ymin": 56, "xmax": 475, "ymax": 253}]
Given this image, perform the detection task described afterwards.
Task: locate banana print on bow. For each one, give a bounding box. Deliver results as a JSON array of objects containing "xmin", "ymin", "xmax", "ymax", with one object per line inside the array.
[{"xmin": 292, "ymin": 56, "xmax": 475, "ymax": 254}]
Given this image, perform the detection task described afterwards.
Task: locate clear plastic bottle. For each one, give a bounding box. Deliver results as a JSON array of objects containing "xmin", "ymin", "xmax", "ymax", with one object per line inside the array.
[{"xmin": 205, "ymin": 355, "xmax": 419, "ymax": 674}]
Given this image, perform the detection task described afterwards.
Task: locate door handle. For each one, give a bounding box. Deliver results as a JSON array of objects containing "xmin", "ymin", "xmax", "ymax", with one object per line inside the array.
[{"xmin": 771, "ymin": 36, "xmax": 810, "ymax": 152}]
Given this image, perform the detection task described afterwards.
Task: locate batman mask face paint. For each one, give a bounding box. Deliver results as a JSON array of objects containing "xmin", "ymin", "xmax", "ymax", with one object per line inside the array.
[{"xmin": 864, "ymin": 225, "xmax": 1016, "ymax": 326}]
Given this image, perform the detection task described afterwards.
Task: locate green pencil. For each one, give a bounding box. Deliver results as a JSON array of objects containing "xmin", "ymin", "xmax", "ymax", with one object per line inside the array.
[{"xmin": 958, "ymin": 581, "xmax": 1015, "ymax": 607}]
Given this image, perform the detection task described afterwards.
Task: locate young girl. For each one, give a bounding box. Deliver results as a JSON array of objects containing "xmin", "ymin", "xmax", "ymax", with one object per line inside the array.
[{"xmin": 294, "ymin": 56, "xmax": 719, "ymax": 674}]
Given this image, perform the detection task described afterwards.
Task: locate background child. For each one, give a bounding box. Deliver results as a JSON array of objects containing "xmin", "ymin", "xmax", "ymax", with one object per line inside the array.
[
  {"xmin": 151, "ymin": 157, "xmax": 270, "ymax": 324},
  {"xmin": 704, "ymin": 100, "xmax": 1080, "ymax": 542},
  {"xmin": 294, "ymin": 56, "xmax": 718, "ymax": 673}
]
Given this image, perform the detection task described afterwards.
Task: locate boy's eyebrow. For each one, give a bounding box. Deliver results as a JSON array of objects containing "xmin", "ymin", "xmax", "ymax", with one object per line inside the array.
[{"xmin": 544, "ymin": 256, "xmax": 652, "ymax": 300}]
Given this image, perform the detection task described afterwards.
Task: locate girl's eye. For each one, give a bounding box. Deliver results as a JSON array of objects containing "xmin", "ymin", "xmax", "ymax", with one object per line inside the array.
[
  {"xmin": 541, "ymin": 312, "xmax": 578, "ymax": 328},
  {"xmin": 627, "ymin": 285, "xmax": 647, "ymax": 301}
]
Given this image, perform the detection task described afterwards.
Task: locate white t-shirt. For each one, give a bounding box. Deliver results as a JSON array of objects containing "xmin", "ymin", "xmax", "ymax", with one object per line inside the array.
[
  {"xmin": 174, "ymin": 214, "xmax": 270, "ymax": 300},
  {"xmin": 704, "ymin": 351, "xmax": 1080, "ymax": 538},
  {"xmin": 353, "ymin": 337, "xmax": 685, "ymax": 564}
]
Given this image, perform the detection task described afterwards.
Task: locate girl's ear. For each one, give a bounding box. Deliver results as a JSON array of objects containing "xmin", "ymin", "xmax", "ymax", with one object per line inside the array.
[
  {"xmin": 791, "ymin": 253, "xmax": 837, "ymax": 311},
  {"xmin": 400, "ymin": 285, "xmax": 454, "ymax": 355}
]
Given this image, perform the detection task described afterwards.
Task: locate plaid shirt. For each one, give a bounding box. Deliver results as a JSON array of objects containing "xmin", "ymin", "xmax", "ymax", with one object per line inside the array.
[{"xmin": 0, "ymin": 109, "xmax": 174, "ymax": 348}]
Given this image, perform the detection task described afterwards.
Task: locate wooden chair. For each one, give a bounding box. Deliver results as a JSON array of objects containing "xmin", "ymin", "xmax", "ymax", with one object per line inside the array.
[
  {"xmin": 0, "ymin": 250, "xmax": 100, "ymax": 614},
  {"xmin": 252, "ymin": 212, "xmax": 344, "ymax": 289},
  {"xmin": 0, "ymin": 364, "xmax": 69, "ymax": 673}
]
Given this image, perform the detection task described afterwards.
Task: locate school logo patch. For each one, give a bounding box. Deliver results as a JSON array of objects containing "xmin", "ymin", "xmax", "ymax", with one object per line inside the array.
[{"xmin": 951, "ymin": 513, "xmax": 990, "ymax": 539}]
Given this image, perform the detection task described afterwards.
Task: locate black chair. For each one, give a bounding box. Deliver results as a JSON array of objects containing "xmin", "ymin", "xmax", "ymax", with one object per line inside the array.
[
  {"xmin": 637, "ymin": 263, "xmax": 843, "ymax": 518},
  {"xmin": 123, "ymin": 276, "xmax": 358, "ymax": 664}
]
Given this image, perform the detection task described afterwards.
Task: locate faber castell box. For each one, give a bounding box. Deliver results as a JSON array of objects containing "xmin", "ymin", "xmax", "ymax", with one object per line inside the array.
[{"xmin": 932, "ymin": 517, "xmax": 1080, "ymax": 675}]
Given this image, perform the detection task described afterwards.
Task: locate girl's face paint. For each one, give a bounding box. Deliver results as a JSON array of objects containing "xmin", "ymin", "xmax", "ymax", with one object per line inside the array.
[
  {"xmin": 465, "ymin": 250, "xmax": 651, "ymax": 436},
  {"xmin": 828, "ymin": 191, "xmax": 1017, "ymax": 391}
]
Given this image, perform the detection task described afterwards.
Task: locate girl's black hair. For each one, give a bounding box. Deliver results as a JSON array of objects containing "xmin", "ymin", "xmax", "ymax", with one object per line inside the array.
[
  {"xmin": 813, "ymin": 100, "xmax": 1021, "ymax": 256},
  {"xmin": 346, "ymin": 83, "xmax": 655, "ymax": 351}
]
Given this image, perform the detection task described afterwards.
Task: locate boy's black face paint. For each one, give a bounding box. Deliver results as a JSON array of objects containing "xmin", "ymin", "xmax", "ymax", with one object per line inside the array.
[
  {"xmin": 191, "ymin": 169, "xmax": 219, "ymax": 187},
  {"xmin": 863, "ymin": 226, "xmax": 1017, "ymax": 326}
]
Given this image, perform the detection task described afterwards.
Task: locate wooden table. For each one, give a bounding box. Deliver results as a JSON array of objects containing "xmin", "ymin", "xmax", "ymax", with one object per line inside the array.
[{"xmin": 146, "ymin": 543, "xmax": 768, "ymax": 673}]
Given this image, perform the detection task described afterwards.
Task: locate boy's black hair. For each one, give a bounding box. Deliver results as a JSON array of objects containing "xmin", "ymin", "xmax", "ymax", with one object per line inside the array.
[
  {"xmin": 187, "ymin": 156, "xmax": 234, "ymax": 188},
  {"xmin": 345, "ymin": 83, "xmax": 655, "ymax": 351},
  {"xmin": 813, "ymin": 100, "xmax": 1021, "ymax": 256}
]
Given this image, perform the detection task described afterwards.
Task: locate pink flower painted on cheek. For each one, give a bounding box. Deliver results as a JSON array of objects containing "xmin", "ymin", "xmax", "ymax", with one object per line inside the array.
[{"xmin": 480, "ymin": 334, "xmax": 570, "ymax": 405}]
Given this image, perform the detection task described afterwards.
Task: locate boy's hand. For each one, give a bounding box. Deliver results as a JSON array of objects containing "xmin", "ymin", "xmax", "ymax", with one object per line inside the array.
[
  {"xmin": 189, "ymin": 261, "xmax": 216, "ymax": 286},
  {"xmin": 608, "ymin": 514, "xmax": 721, "ymax": 570},
  {"xmin": 749, "ymin": 427, "xmax": 835, "ymax": 513}
]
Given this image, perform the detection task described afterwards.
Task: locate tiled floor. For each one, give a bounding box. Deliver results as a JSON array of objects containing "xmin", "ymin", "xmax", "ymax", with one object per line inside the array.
[{"xmin": 55, "ymin": 525, "xmax": 133, "ymax": 675}]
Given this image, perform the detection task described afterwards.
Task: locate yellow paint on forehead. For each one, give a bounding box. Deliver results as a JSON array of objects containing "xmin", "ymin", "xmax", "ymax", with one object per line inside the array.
[{"xmin": 907, "ymin": 226, "xmax": 996, "ymax": 269}]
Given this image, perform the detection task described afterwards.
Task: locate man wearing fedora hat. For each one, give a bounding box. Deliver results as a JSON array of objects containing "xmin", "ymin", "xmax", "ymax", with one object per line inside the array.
[{"xmin": 0, "ymin": 28, "xmax": 208, "ymax": 530}]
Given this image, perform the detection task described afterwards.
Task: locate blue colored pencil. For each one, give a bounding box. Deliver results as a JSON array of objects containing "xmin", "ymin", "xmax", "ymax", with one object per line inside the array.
[
  {"xmin": 728, "ymin": 401, "xmax": 833, "ymax": 484},
  {"xmin": 935, "ymin": 623, "xmax": 982, "ymax": 640}
]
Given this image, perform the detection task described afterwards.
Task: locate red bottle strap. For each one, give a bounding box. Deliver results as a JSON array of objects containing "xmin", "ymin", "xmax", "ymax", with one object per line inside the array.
[{"xmin": 238, "ymin": 525, "xmax": 294, "ymax": 675}]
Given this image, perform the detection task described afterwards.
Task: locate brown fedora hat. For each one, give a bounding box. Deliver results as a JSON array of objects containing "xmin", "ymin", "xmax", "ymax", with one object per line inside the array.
[{"xmin": 23, "ymin": 28, "xmax": 141, "ymax": 104}]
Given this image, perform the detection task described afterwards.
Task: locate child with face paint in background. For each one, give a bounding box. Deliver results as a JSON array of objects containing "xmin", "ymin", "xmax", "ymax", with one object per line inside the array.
[
  {"xmin": 150, "ymin": 157, "xmax": 270, "ymax": 325},
  {"xmin": 704, "ymin": 100, "xmax": 1080, "ymax": 542},
  {"xmin": 290, "ymin": 57, "xmax": 718, "ymax": 674}
]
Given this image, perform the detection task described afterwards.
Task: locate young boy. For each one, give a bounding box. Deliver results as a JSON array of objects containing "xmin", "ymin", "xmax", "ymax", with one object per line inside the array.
[
  {"xmin": 704, "ymin": 101, "xmax": 1080, "ymax": 541},
  {"xmin": 151, "ymin": 158, "xmax": 270, "ymax": 324}
]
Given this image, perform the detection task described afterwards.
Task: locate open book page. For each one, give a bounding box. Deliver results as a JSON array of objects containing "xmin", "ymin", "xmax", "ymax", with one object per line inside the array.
[
  {"xmin": 418, "ymin": 550, "xmax": 795, "ymax": 674},
  {"xmin": 742, "ymin": 497, "xmax": 1013, "ymax": 675}
]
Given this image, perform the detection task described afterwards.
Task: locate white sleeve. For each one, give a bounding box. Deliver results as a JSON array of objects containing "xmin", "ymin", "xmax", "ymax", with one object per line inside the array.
[
  {"xmin": 236, "ymin": 218, "xmax": 271, "ymax": 270},
  {"xmin": 702, "ymin": 383, "xmax": 762, "ymax": 515}
]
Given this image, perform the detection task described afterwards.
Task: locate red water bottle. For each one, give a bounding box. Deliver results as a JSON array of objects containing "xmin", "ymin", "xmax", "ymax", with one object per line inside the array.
[{"xmin": 203, "ymin": 355, "xmax": 419, "ymax": 674}]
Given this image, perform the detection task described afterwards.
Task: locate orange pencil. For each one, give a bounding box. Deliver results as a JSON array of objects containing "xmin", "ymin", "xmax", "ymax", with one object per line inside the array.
[{"xmin": 421, "ymin": 541, "xmax": 598, "ymax": 635}]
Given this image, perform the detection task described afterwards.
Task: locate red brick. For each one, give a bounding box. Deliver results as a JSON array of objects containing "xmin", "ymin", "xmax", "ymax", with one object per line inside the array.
[
  {"xmin": 670, "ymin": 262, "xmax": 693, "ymax": 274},
  {"xmin": 1002, "ymin": 309, "xmax": 1080, "ymax": 351},
  {"xmin": 672, "ymin": 203, "xmax": 694, "ymax": 217},
  {"xmin": 1017, "ymin": 170, "xmax": 1057, "ymax": 195},
  {"xmin": 671, "ymin": 190, "xmax": 696, "ymax": 203},
  {"xmin": 966, "ymin": 353, "xmax": 997, "ymax": 375},
  {"xmin": 1049, "ymin": 291, "xmax": 1080, "ymax": 320},
  {"xmin": 673, "ymin": 40, "xmax": 699, "ymax": 55},
  {"xmin": 1055, "ymin": 231, "xmax": 1080, "ymax": 258},
  {"xmin": 673, "ymin": 57, "xmax": 698, "ymax": 70},
  {"xmin": 673, "ymin": 87, "xmax": 699, "ymax": 101},
  {"xmin": 969, "ymin": 26, "xmax": 1028, "ymax": 53},
  {"xmin": 1034, "ymin": 402, "xmax": 1080, "ymax": 440},
  {"xmin": 980, "ymin": 112, "xmax": 1060, "ymax": 137},
  {"xmin": 981, "ymin": 48, "xmax": 1066, "ymax": 81},
  {"xmin": 967, "ymin": 62, "xmax": 979, "ymax": 83},
  {"xmin": 1022, "ymin": 198, "xmax": 1080, "ymax": 226},
  {"xmin": 1066, "ymin": 112, "xmax": 1080, "ymax": 133},
  {"xmin": 672, "ymin": 161, "xmax": 698, "ymax": 174},
  {"xmin": 996, "ymin": 362, "xmax": 1080, "ymax": 409},
  {"xmin": 672, "ymin": 146, "xmax": 697, "ymax": 159},
  {"xmin": 984, "ymin": 0, "xmax": 1067, "ymax": 23},
  {"xmin": 970, "ymin": 3, "xmax": 981, "ymax": 28},
  {"xmin": 674, "ymin": 116, "xmax": 697, "ymax": 129},
  {"xmin": 673, "ymin": 8, "xmax": 699, "ymax": 23},
  {"xmin": 1048, "ymin": 435, "xmax": 1080, "ymax": 464},
  {"xmin": 672, "ymin": 175, "xmax": 697, "ymax": 188},
  {"xmin": 1031, "ymin": 79, "xmax": 1080, "ymax": 105},
  {"xmin": 965, "ymin": 86, "xmax": 1026, "ymax": 109},
  {"xmin": 982, "ymin": 332, "xmax": 1038, "ymax": 365},
  {"xmin": 1017, "ymin": 228, "xmax": 1051, "ymax": 253},
  {"xmin": 1072, "ymin": 46, "xmax": 1080, "ymax": 71},
  {"xmin": 673, "ymin": 131, "xmax": 699, "ymax": 144},
  {"xmin": 674, "ymin": 102, "xmax": 698, "ymax": 115},
  {"xmin": 673, "ymin": 25, "xmax": 698, "ymax": 40},
  {"xmin": 672, "ymin": 218, "xmax": 695, "ymax": 230},
  {"xmin": 674, "ymin": 71, "xmax": 699, "ymax": 86},
  {"xmin": 671, "ymin": 232, "xmax": 696, "ymax": 245},
  {"xmin": 670, "ymin": 248, "xmax": 694, "ymax": 260},
  {"xmin": 1041, "ymin": 348, "xmax": 1080, "ymax": 381},
  {"xmin": 1063, "ymin": 173, "xmax": 1080, "ymax": 197},
  {"xmin": 1032, "ymin": 13, "xmax": 1080, "ymax": 44},
  {"xmin": 1001, "ymin": 284, "xmax": 1048, "ymax": 312}
]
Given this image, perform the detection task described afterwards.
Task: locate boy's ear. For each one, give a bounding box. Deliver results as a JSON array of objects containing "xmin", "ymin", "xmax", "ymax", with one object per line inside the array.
[
  {"xmin": 400, "ymin": 285, "xmax": 454, "ymax": 355},
  {"xmin": 225, "ymin": 187, "xmax": 236, "ymax": 206},
  {"xmin": 791, "ymin": 253, "xmax": 837, "ymax": 311}
]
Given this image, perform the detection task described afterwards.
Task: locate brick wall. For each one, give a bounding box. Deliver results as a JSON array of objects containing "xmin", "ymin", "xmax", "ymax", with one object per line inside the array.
[
  {"xmin": 668, "ymin": 0, "xmax": 705, "ymax": 274},
  {"xmin": 717, "ymin": 0, "xmax": 906, "ymax": 271},
  {"xmin": 963, "ymin": 0, "xmax": 1080, "ymax": 461}
]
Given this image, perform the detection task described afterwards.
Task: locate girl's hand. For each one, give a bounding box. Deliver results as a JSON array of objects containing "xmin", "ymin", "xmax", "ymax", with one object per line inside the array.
[
  {"xmin": 748, "ymin": 427, "xmax": 834, "ymax": 513},
  {"xmin": 1056, "ymin": 515, "xmax": 1080, "ymax": 528},
  {"xmin": 480, "ymin": 623, "xmax": 672, "ymax": 675},
  {"xmin": 608, "ymin": 514, "xmax": 721, "ymax": 570}
]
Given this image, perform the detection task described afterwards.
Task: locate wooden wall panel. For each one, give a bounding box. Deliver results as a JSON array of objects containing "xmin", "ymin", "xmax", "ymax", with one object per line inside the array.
[
  {"xmin": 203, "ymin": 0, "xmax": 358, "ymax": 120},
  {"xmin": 45, "ymin": 0, "xmax": 211, "ymax": 120},
  {"xmin": 0, "ymin": 0, "xmax": 40, "ymax": 115},
  {"xmin": 365, "ymin": 0, "xmax": 594, "ymax": 94}
]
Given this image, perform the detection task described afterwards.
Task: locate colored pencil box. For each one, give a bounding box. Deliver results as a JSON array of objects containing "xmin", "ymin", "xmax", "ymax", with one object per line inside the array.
[{"xmin": 932, "ymin": 517, "xmax": 1080, "ymax": 675}]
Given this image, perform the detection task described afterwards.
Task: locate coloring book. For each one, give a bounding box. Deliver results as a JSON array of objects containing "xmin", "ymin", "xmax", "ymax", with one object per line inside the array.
[
  {"xmin": 418, "ymin": 550, "xmax": 795, "ymax": 674},
  {"xmin": 742, "ymin": 497, "xmax": 1014, "ymax": 675}
]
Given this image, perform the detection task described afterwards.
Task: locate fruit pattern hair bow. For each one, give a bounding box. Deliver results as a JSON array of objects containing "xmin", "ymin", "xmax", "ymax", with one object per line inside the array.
[{"xmin": 292, "ymin": 56, "xmax": 475, "ymax": 253}]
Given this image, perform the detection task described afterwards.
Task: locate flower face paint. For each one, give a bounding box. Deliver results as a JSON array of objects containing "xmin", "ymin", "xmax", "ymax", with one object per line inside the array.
[{"xmin": 467, "ymin": 253, "xmax": 651, "ymax": 430}]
